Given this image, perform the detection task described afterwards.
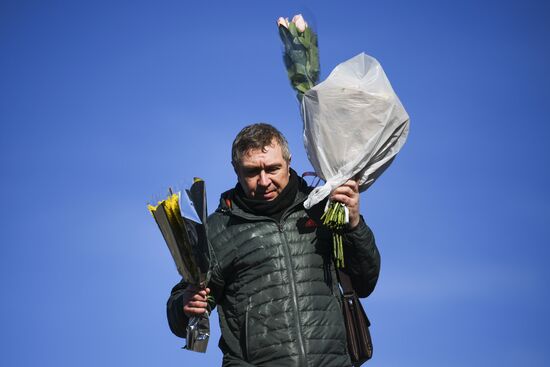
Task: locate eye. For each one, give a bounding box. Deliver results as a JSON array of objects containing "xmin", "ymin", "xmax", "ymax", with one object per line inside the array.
[
  {"xmin": 244, "ymin": 168, "xmax": 260, "ymax": 177},
  {"xmin": 266, "ymin": 166, "xmax": 281, "ymax": 174}
]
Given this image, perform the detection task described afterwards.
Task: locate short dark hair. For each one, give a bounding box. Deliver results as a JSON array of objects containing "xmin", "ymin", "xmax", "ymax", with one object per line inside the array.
[{"xmin": 231, "ymin": 123, "xmax": 291, "ymax": 166}]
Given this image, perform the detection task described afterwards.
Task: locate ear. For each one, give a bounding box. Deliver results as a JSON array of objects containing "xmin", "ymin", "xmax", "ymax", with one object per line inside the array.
[{"xmin": 288, "ymin": 155, "xmax": 292, "ymax": 173}]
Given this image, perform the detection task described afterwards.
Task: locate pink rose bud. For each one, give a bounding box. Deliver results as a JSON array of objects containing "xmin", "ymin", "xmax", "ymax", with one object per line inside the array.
[
  {"xmin": 277, "ymin": 17, "xmax": 289, "ymax": 29},
  {"xmin": 292, "ymin": 14, "xmax": 308, "ymax": 32}
]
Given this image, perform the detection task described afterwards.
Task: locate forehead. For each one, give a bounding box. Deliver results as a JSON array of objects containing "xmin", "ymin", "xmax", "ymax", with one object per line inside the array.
[{"xmin": 241, "ymin": 143, "xmax": 285, "ymax": 166}]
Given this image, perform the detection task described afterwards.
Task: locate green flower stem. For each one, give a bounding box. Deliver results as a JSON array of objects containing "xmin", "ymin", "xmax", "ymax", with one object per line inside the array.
[
  {"xmin": 278, "ymin": 22, "xmax": 320, "ymax": 97},
  {"xmin": 321, "ymin": 201, "xmax": 347, "ymax": 268}
]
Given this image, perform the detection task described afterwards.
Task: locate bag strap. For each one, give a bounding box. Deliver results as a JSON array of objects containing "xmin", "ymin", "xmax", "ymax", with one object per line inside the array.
[{"xmin": 336, "ymin": 268, "xmax": 356, "ymax": 296}]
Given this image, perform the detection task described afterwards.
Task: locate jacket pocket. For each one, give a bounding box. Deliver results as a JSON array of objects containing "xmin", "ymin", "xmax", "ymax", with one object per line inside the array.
[{"xmin": 242, "ymin": 293, "xmax": 291, "ymax": 364}]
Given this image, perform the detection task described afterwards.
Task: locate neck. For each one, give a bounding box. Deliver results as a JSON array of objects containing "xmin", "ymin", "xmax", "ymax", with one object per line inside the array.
[{"xmin": 233, "ymin": 168, "xmax": 299, "ymax": 220}]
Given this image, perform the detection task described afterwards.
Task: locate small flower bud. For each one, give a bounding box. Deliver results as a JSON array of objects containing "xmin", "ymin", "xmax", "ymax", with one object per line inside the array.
[
  {"xmin": 277, "ymin": 17, "xmax": 289, "ymax": 29},
  {"xmin": 292, "ymin": 14, "xmax": 308, "ymax": 32}
]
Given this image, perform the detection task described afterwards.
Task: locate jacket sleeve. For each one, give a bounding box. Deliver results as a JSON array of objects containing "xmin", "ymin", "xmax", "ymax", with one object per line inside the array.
[
  {"xmin": 166, "ymin": 212, "xmax": 229, "ymax": 339},
  {"xmin": 342, "ymin": 215, "xmax": 381, "ymax": 298},
  {"xmin": 166, "ymin": 279, "xmax": 190, "ymax": 338},
  {"xmin": 166, "ymin": 263, "xmax": 226, "ymax": 339}
]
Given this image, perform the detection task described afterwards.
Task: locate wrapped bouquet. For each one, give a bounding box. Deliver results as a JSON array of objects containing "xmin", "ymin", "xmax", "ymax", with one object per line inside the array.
[
  {"xmin": 148, "ymin": 178, "xmax": 213, "ymax": 353},
  {"xmin": 278, "ymin": 15, "xmax": 410, "ymax": 267}
]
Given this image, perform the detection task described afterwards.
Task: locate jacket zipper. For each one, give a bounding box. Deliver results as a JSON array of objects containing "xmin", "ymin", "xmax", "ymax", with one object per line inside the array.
[
  {"xmin": 245, "ymin": 297, "xmax": 251, "ymax": 360},
  {"xmin": 224, "ymin": 199, "xmax": 308, "ymax": 366},
  {"xmin": 277, "ymin": 219, "xmax": 307, "ymax": 367}
]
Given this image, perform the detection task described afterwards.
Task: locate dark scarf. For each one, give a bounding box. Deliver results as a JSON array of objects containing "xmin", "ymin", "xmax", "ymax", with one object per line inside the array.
[{"xmin": 233, "ymin": 168, "xmax": 300, "ymax": 221}]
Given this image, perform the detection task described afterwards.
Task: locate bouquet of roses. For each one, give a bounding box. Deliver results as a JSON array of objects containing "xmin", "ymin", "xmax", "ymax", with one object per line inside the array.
[
  {"xmin": 278, "ymin": 15, "xmax": 410, "ymax": 267},
  {"xmin": 147, "ymin": 178, "xmax": 213, "ymax": 353},
  {"xmin": 277, "ymin": 15, "xmax": 319, "ymax": 98}
]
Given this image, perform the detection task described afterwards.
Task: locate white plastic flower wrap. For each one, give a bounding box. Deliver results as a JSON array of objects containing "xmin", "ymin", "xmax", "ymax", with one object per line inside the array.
[
  {"xmin": 277, "ymin": 15, "xmax": 409, "ymax": 267},
  {"xmin": 301, "ymin": 52, "xmax": 410, "ymax": 209}
]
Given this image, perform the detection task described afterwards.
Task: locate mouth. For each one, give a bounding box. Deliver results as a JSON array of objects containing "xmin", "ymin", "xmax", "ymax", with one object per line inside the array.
[{"xmin": 261, "ymin": 190, "xmax": 276, "ymax": 200}]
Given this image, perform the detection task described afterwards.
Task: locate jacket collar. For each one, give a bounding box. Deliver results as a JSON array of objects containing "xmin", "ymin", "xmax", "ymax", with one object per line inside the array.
[{"xmin": 217, "ymin": 175, "xmax": 312, "ymax": 222}]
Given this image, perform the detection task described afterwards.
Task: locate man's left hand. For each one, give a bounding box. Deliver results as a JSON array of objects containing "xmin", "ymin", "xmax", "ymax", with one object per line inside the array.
[{"xmin": 330, "ymin": 179, "xmax": 361, "ymax": 229}]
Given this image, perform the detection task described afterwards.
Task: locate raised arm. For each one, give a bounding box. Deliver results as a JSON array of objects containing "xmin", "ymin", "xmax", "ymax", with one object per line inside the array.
[{"xmin": 330, "ymin": 179, "xmax": 381, "ymax": 297}]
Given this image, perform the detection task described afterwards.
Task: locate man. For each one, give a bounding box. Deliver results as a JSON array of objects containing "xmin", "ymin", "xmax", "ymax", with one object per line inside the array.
[{"xmin": 167, "ymin": 123, "xmax": 380, "ymax": 366}]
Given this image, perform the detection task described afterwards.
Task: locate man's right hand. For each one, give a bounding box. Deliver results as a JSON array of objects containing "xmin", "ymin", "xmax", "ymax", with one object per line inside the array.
[{"xmin": 182, "ymin": 286, "xmax": 211, "ymax": 317}]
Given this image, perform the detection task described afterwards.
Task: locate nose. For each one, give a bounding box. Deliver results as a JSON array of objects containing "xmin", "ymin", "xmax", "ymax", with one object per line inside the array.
[{"xmin": 258, "ymin": 170, "xmax": 270, "ymax": 187}]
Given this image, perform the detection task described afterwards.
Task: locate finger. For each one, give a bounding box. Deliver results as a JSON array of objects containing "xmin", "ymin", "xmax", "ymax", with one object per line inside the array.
[
  {"xmin": 191, "ymin": 294, "xmax": 208, "ymax": 302},
  {"xmin": 188, "ymin": 300, "xmax": 208, "ymax": 308},
  {"xmin": 342, "ymin": 179, "xmax": 359, "ymax": 191},
  {"xmin": 184, "ymin": 306, "xmax": 207, "ymax": 316},
  {"xmin": 330, "ymin": 194, "xmax": 357, "ymax": 207},
  {"xmin": 196, "ymin": 288, "xmax": 211, "ymax": 297},
  {"xmin": 331, "ymin": 185, "xmax": 356, "ymax": 199},
  {"xmin": 332, "ymin": 186, "xmax": 359, "ymax": 200}
]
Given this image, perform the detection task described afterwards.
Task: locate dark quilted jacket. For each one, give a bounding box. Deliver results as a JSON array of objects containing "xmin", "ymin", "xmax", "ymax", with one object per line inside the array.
[{"xmin": 167, "ymin": 180, "xmax": 380, "ymax": 366}]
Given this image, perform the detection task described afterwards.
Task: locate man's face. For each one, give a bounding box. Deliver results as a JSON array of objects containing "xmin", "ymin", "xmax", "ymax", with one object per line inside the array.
[{"xmin": 235, "ymin": 141, "xmax": 290, "ymax": 201}]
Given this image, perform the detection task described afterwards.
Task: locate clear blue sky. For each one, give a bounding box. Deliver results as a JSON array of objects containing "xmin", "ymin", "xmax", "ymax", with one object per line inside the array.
[{"xmin": 1, "ymin": 1, "xmax": 549, "ymax": 366}]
